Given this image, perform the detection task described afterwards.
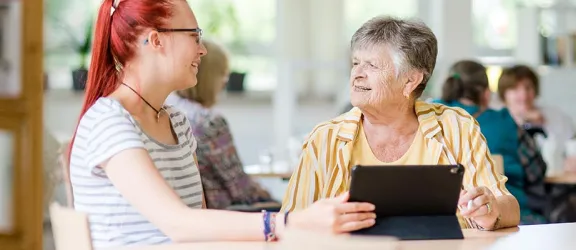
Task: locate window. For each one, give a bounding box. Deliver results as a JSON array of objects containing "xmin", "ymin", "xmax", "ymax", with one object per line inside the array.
[
  {"xmin": 44, "ymin": 0, "xmax": 420, "ymax": 92},
  {"xmin": 44, "ymin": 0, "xmax": 99, "ymax": 89},
  {"xmin": 471, "ymin": 0, "xmax": 559, "ymax": 57},
  {"xmin": 344, "ymin": 0, "xmax": 417, "ymax": 40},
  {"xmin": 44, "ymin": 0, "xmax": 278, "ymax": 91},
  {"xmin": 190, "ymin": 0, "xmax": 277, "ymax": 91},
  {"xmin": 472, "ymin": 0, "xmax": 518, "ymax": 56}
]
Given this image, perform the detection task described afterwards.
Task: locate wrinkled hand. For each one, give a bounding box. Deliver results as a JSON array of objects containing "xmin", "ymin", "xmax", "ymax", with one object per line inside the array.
[
  {"xmin": 458, "ymin": 187, "xmax": 500, "ymax": 230},
  {"xmin": 289, "ymin": 192, "xmax": 376, "ymax": 234},
  {"xmin": 523, "ymin": 110, "xmax": 545, "ymax": 125}
]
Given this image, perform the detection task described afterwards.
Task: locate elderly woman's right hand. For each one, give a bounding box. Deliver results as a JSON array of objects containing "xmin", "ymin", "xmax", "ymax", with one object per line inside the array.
[
  {"xmin": 287, "ymin": 192, "xmax": 376, "ymax": 234},
  {"xmin": 523, "ymin": 109, "xmax": 545, "ymax": 126}
]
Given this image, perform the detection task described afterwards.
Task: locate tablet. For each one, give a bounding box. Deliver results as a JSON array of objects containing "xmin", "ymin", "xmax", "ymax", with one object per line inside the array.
[{"xmin": 348, "ymin": 164, "xmax": 464, "ymax": 216}]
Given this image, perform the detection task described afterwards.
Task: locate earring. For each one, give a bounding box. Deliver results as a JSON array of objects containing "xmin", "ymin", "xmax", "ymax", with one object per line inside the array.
[{"xmin": 405, "ymin": 94, "xmax": 410, "ymax": 99}]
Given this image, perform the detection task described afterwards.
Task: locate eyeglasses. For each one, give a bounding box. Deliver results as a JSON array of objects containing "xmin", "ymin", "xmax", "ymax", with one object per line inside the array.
[{"xmin": 157, "ymin": 28, "xmax": 203, "ymax": 37}]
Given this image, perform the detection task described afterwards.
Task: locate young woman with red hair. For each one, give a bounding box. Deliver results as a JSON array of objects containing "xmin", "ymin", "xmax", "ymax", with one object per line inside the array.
[{"xmin": 67, "ymin": 0, "xmax": 375, "ymax": 248}]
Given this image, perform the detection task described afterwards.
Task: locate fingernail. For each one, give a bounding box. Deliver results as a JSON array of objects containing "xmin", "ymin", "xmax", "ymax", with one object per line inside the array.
[
  {"xmin": 368, "ymin": 219, "xmax": 376, "ymax": 224},
  {"xmin": 370, "ymin": 204, "xmax": 376, "ymax": 210}
]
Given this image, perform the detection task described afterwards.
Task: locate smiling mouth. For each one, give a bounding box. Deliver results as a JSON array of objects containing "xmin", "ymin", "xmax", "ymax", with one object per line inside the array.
[{"xmin": 354, "ymin": 85, "xmax": 372, "ymax": 91}]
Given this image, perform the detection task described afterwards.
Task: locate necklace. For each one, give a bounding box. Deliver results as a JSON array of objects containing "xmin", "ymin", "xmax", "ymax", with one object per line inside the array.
[{"xmin": 121, "ymin": 83, "xmax": 166, "ymax": 122}]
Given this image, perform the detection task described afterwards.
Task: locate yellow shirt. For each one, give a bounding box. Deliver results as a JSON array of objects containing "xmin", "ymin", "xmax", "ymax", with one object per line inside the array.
[
  {"xmin": 280, "ymin": 101, "xmax": 511, "ymax": 229},
  {"xmin": 351, "ymin": 122, "xmax": 431, "ymax": 166}
]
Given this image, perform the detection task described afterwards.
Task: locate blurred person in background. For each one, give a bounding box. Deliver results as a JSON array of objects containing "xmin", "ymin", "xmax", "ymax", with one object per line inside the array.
[
  {"xmin": 165, "ymin": 39, "xmax": 278, "ymax": 210},
  {"xmin": 498, "ymin": 65, "xmax": 576, "ymax": 223},
  {"xmin": 434, "ymin": 60, "xmax": 547, "ymax": 225},
  {"xmin": 498, "ymin": 65, "xmax": 576, "ymax": 173}
]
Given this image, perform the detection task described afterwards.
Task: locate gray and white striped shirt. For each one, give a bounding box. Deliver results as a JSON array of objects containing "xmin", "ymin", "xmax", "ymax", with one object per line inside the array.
[{"xmin": 69, "ymin": 97, "xmax": 202, "ymax": 249}]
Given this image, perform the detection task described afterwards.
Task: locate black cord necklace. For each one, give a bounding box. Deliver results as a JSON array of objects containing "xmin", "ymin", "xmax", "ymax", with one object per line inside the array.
[{"xmin": 121, "ymin": 83, "xmax": 165, "ymax": 122}]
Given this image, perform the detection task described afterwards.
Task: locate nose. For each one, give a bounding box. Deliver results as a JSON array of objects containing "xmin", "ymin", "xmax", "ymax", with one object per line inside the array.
[
  {"xmin": 350, "ymin": 64, "xmax": 366, "ymax": 81},
  {"xmin": 515, "ymin": 87, "xmax": 529, "ymax": 100},
  {"xmin": 199, "ymin": 42, "xmax": 208, "ymax": 56}
]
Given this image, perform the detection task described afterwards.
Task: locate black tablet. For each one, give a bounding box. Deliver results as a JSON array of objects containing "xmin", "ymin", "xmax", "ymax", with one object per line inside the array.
[
  {"xmin": 349, "ymin": 164, "xmax": 464, "ymax": 216},
  {"xmin": 348, "ymin": 164, "xmax": 466, "ymax": 240}
]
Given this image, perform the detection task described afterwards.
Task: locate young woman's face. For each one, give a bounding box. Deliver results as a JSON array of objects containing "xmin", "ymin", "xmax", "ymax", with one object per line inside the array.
[{"xmin": 152, "ymin": 1, "xmax": 207, "ymax": 90}]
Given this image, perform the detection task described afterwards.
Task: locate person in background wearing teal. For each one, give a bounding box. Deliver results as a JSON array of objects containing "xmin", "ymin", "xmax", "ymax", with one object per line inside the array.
[{"xmin": 433, "ymin": 60, "xmax": 547, "ymax": 224}]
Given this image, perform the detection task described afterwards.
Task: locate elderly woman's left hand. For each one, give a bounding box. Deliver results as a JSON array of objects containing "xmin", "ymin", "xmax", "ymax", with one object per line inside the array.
[{"xmin": 458, "ymin": 187, "xmax": 500, "ymax": 230}]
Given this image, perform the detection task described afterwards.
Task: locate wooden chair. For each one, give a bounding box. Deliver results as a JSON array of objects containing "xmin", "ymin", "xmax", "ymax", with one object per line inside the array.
[{"xmin": 49, "ymin": 202, "xmax": 92, "ymax": 250}]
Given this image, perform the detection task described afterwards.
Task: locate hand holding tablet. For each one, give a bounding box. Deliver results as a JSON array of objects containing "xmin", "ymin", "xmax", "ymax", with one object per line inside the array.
[{"xmin": 458, "ymin": 186, "xmax": 501, "ymax": 230}]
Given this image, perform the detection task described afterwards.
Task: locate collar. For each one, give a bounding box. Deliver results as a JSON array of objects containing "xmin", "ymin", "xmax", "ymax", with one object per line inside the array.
[{"xmin": 336, "ymin": 100, "xmax": 442, "ymax": 142}]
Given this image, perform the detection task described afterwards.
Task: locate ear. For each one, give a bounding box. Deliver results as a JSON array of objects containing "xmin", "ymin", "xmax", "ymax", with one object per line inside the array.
[
  {"xmin": 145, "ymin": 31, "xmax": 162, "ymax": 49},
  {"xmin": 402, "ymin": 70, "xmax": 424, "ymax": 97}
]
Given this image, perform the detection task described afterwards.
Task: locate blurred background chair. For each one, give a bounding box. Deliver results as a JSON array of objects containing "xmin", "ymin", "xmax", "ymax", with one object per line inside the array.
[{"xmin": 49, "ymin": 202, "xmax": 92, "ymax": 250}]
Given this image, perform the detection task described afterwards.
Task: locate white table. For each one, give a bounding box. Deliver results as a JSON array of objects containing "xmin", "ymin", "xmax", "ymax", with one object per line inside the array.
[{"xmin": 119, "ymin": 223, "xmax": 576, "ymax": 250}]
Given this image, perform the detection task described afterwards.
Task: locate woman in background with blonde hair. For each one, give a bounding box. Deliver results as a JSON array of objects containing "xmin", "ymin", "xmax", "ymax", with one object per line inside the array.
[{"xmin": 166, "ymin": 40, "xmax": 276, "ymax": 210}]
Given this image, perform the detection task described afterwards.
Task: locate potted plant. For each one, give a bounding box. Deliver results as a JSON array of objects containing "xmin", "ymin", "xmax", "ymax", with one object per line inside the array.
[
  {"xmin": 71, "ymin": 17, "xmax": 93, "ymax": 91},
  {"xmin": 44, "ymin": 2, "xmax": 94, "ymax": 92},
  {"xmin": 196, "ymin": 1, "xmax": 247, "ymax": 92}
]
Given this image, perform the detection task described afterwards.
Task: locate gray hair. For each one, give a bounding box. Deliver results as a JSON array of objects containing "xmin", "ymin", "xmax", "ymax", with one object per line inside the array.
[{"xmin": 351, "ymin": 16, "xmax": 438, "ymax": 98}]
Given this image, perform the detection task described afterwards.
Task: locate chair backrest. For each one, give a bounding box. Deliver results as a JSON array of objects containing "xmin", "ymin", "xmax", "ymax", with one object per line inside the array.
[
  {"xmin": 49, "ymin": 202, "xmax": 92, "ymax": 250},
  {"xmin": 492, "ymin": 154, "xmax": 504, "ymax": 175}
]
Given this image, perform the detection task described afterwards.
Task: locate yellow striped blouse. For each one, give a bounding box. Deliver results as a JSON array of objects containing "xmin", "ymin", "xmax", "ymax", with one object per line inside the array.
[{"xmin": 280, "ymin": 101, "xmax": 512, "ymax": 228}]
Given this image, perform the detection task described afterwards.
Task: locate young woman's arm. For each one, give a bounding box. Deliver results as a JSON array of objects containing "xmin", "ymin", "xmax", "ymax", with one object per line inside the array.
[
  {"xmin": 103, "ymin": 148, "xmax": 376, "ymax": 242},
  {"xmin": 104, "ymin": 148, "xmax": 267, "ymax": 242}
]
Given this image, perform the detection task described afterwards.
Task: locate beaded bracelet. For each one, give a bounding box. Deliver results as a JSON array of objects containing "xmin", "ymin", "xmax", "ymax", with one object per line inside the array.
[{"xmin": 262, "ymin": 210, "xmax": 278, "ymax": 242}]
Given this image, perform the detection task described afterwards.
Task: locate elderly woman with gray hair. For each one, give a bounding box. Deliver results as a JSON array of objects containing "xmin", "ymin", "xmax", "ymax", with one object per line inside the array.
[{"xmin": 281, "ymin": 16, "xmax": 520, "ymax": 231}]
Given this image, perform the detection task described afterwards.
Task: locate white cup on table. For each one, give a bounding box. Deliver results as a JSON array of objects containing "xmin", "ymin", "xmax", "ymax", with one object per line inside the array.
[
  {"xmin": 565, "ymin": 139, "xmax": 576, "ymax": 157},
  {"xmin": 563, "ymin": 139, "xmax": 576, "ymax": 174}
]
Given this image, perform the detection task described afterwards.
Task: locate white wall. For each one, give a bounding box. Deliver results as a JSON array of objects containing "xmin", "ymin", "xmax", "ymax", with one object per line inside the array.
[
  {"xmin": 537, "ymin": 67, "xmax": 576, "ymax": 121},
  {"xmin": 43, "ymin": 91, "xmax": 84, "ymax": 142},
  {"xmin": 307, "ymin": 0, "xmax": 348, "ymax": 100},
  {"xmin": 419, "ymin": 0, "xmax": 474, "ymax": 97}
]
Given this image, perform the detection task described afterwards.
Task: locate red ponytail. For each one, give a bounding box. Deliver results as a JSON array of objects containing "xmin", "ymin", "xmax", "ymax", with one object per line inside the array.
[{"xmin": 66, "ymin": 0, "xmax": 174, "ymax": 180}]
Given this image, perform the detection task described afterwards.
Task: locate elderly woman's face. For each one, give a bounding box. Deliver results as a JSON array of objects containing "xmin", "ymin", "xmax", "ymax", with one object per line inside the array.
[{"xmin": 350, "ymin": 45, "xmax": 405, "ymax": 109}]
